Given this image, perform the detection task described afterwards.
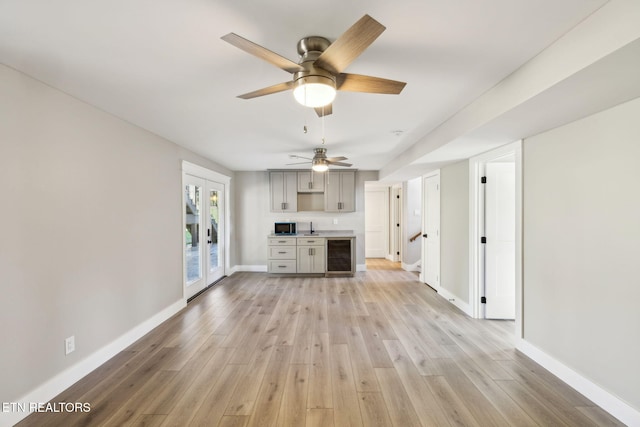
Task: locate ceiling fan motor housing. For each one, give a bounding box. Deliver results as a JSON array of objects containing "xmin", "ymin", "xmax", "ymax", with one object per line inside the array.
[
  {"xmin": 297, "ymin": 37, "xmax": 331, "ymax": 59},
  {"xmin": 313, "ymin": 147, "xmax": 328, "ymax": 159},
  {"xmin": 294, "ymin": 37, "xmax": 336, "ymax": 98},
  {"xmin": 312, "ymin": 146, "xmax": 329, "ymax": 171}
]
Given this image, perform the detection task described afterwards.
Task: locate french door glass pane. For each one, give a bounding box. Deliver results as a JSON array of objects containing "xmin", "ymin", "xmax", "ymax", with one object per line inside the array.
[
  {"xmin": 209, "ymin": 190, "xmax": 219, "ymax": 269},
  {"xmin": 185, "ymin": 184, "xmax": 201, "ymax": 283}
]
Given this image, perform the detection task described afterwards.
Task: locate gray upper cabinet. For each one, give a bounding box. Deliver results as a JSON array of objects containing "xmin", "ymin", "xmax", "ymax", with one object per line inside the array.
[
  {"xmin": 270, "ymin": 171, "xmax": 298, "ymax": 212},
  {"xmin": 297, "ymin": 170, "xmax": 325, "ymax": 192},
  {"xmin": 324, "ymin": 170, "xmax": 355, "ymax": 212}
]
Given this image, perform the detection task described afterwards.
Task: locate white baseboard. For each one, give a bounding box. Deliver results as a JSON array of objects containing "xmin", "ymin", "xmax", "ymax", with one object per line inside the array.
[
  {"xmin": 437, "ymin": 287, "xmax": 472, "ymax": 316},
  {"xmin": 230, "ymin": 265, "xmax": 268, "ymax": 273},
  {"xmin": 401, "ymin": 260, "xmax": 421, "ymax": 272},
  {"xmin": 516, "ymin": 339, "xmax": 640, "ymax": 427},
  {"xmin": 231, "ymin": 265, "xmax": 366, "ymax": 273},
  {"xmin": 2, "ymin": 299, "xmax": 185, "ymax": 427}
]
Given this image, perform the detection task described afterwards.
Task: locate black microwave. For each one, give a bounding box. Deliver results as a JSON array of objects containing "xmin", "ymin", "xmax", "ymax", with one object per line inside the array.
[{"xmin": 274, "ymin": 222, "xmax": 296, "ymax": 235}]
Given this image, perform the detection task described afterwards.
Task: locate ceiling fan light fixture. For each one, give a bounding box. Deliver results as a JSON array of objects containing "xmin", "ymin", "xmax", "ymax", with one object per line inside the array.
[
  {"xmin": 311, "ymin": 158, "xmax": 329, "ymax": 172},
  {"xmin": 293, "ymin": 75, "xmax": 336, "ymax": 108}
]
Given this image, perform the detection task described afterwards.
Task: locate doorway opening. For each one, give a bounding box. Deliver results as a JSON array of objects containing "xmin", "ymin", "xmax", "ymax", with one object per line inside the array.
[{"xmin": 469, "ymin": 141, "xmax": 523, "ymax": 338}]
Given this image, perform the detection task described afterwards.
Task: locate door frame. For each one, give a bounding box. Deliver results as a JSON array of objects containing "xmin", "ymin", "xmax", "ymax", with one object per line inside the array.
[
  {"xmin": 182, "ymin": 161, "xmax": 231, "ymax": 302},
  {"xmin": 468, "ymin": 140, "xmax": 522, "ymax": 338}
]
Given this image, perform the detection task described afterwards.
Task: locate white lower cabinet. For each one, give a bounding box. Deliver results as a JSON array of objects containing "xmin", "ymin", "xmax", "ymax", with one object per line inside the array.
[
  {"xmin": 268, "ymin": 236, "xmax": 326, "ymax": 274},
  {"xmin": 267, "ymin": 237, "xmax": 297, "ymax": 273},
  {"xmin": 296, "ymin": 237, "xmax": 326, "ymax": 274}
]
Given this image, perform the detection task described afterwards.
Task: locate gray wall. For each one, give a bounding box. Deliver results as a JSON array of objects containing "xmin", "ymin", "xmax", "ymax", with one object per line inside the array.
[
  {"xmin": 234, "ymin": 170, "xmax": 377, "ymax": 268},
  {"xmin": 0, "ymin": 65, "xmax": 231, "ymax": 402},
  {"xmin": 440, "ymin": 160, "xmax": 470, "ymax": 304},
  {"xmin": 523, "ymin": 97, "xmax": 640, "ymax": 410}
]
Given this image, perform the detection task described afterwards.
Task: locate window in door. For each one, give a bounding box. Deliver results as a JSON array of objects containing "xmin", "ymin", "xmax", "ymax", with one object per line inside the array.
[{"xmin": 185, "ymin": 182, "xmax": 202, "ymax": 284}]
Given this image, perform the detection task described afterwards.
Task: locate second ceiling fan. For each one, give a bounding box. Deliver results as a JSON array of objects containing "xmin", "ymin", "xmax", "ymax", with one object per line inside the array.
[
  {"xmin": 221, "ymin": 15, "xmax": 406, "ymax": 117},
  {"xmin": 289, "ymin": 148, "xmax": 352, "ymax": 172}
]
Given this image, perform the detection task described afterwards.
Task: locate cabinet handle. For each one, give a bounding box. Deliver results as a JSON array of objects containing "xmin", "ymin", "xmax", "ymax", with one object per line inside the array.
[
  {"xmin": 278, "ymin": 240, "xmax": 286, "ymax": 243},
  {"xmin": 278, "ymin": 265, "xmax": 286, "ymax": 268},
  {"xmin": 278, "ymin": 251, "xmax": 286, "ymax": 254},
  {"xmin": 309, "ymin": 248, "xmax": 312, "ymax": 256},
  {"xmin": 308, "ymin": 181, "xmax": 312, "ymax": 189}
]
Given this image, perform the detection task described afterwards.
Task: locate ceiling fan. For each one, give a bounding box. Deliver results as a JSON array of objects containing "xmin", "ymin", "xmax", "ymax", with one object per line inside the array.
[
  {"xmin": 288, "ymin": 148, "xmax": 352, "ymax": 172},
  {"xmin": 221, "ymin": 14, "xmax": 406, "ymax": 117}
]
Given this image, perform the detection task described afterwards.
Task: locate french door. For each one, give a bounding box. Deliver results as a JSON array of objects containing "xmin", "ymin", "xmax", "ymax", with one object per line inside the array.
[{"xmin": 184, "ymin": 175, "xmax": 225, "ymax": 300}]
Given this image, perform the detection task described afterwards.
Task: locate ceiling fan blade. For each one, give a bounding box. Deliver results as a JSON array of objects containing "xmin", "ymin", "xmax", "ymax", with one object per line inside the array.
[
  {"xmin": 286, "ymin": 161, "xmax": 311, "ymax": 165},
  {"xmin": 337, "ymin": 73, "xmax": 406, "ymax": 94},
  {"xmin": 314, "ymin": 15, "xmax": 385, "ymax": 75},
  {"xmin": 328, "ymin": 161, "xmax": 352, "ymax": 167},
  {"xmin": 237, "ymin": 81, "xmax": 294, "ymax": 99},
  {"xmin": 221, "ymin": 33, "xmax": 304, "ymax": 74},
  {"xmin": 314, "ymin": 103, "xmax": 333, "ymax": 117},
  {"xmin": 326, "ymin": 156, "xmax": 347, "ymax": 162},
  {"xmin": 289, "ymin": 155, "xmax": 313, "ymax": 160}
]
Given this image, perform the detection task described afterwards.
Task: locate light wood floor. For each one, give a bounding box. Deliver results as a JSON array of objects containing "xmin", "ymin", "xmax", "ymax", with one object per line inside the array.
[
  {"xmin": 18, "ymin": 270, "xmax": 623, "ymax": 427},
  {"xmin": 365, "ymin": 258, "xmax": 402, "ymax": 270}
]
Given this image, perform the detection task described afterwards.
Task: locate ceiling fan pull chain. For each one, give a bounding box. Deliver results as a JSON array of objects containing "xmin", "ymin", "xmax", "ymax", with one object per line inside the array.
[{"xmin": 321, "ymin": 108, "xmax": 325, "ymax": 144}]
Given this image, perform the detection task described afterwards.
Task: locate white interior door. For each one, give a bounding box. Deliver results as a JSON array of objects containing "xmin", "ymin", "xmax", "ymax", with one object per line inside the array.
[
  {"xmin": 184, "ymin": 175, "xmax": 225, "ymax": 300},
  {"xmin": 484, "ymin": 162, "xmax": 515, "ymax": 319},
  {"xmin": 365, "ymin": 187, "xmax": 389, "ymax": 258},
  {"xmin": 422, "ymin": 172, "xmax": 440, "ymax": 290},
  {"xmin": 389, "ymin": 186, "xmax": 402, "ymax": 262}
]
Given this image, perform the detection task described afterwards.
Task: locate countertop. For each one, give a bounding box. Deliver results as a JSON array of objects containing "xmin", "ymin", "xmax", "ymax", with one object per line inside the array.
[{"xmin": 269, "ymin": 230, "xmax": 355, "ymax": 238}]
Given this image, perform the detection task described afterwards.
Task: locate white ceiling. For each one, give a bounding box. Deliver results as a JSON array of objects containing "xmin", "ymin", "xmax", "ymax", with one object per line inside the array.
[{"xmin": 0, "ymin": 0, "xmax": 611, "ymax": 176}]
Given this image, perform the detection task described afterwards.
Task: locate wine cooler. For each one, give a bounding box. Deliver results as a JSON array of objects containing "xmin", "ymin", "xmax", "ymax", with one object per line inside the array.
[{"xmin": 326, "ymin": 237, "xmax": 355, "ymax": 276}]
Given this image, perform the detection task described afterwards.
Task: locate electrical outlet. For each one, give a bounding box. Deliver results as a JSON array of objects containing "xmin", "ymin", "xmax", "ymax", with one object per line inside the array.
[
  {"xmin": 65, "ymin": 336, "xmax": 75, "ymax": 355},
  {"xmin": 333, "ymin": 218, "xmax": 338, "ymax": 225}
]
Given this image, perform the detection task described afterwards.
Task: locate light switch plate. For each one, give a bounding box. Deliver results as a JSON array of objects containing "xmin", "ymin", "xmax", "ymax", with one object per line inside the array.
[{"xmin": 65, "ymin": 336, "xmax": 75, "ymax": 355}]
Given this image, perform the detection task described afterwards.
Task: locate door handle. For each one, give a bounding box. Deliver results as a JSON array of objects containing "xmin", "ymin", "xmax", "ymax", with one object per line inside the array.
[
  {"xmin": 422, "ymin": 234, "xmax": 428, "ymax": 238},
  {"xmin": 208, "ymin": 240, "xmax": 212, "ymax": 244}
]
